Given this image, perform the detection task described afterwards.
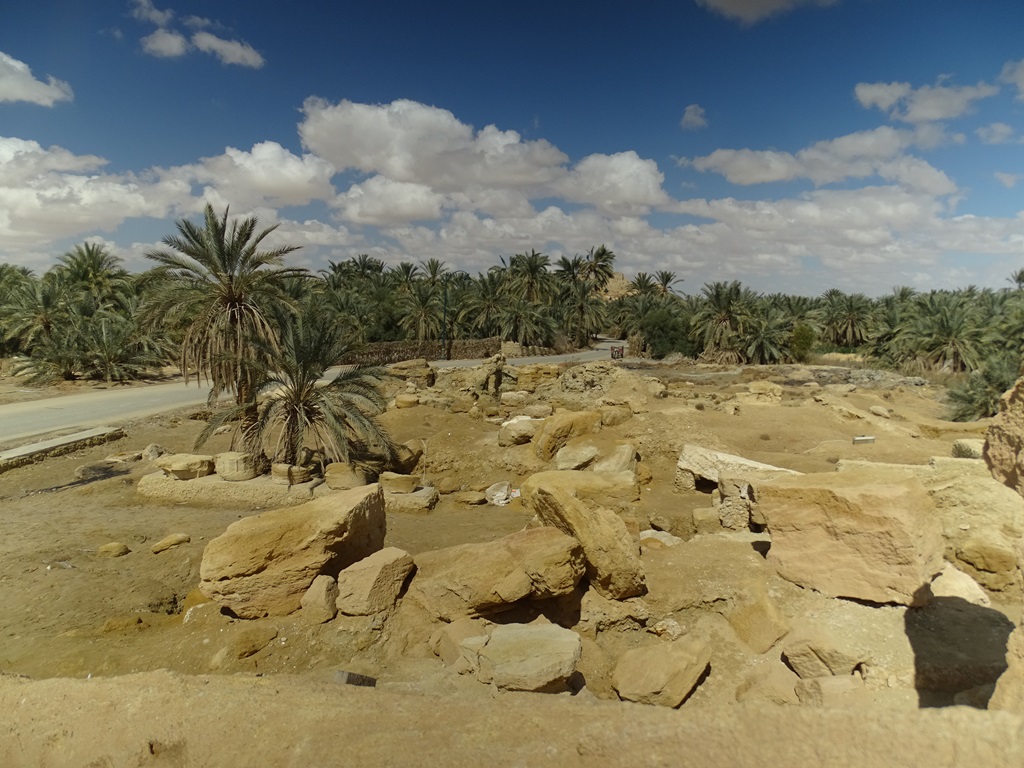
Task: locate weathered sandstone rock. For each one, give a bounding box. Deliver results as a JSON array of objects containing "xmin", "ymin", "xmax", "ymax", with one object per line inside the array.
[
  {"xmin": 674, "ymin": 444, "xmax": 799, "ymax": 491},
  {"xmin": 735, "ymin": 662, "xmax": 800, "ymax": 705},
  {"xmin": 199, "ymin": 484, "xmax": 385, "ymax": 618},
  {"xmin": 612, "ymin": 637, "xmax": 712, "ymax": 708},
  {"xmin": 271, "ymin": 463, "xmax": 312, "ymax": 486},
  {"xmin": 324, "ymin": 462, "xmax": 367, "ymax": 491},
  {"xmin": 990, "ymin": 625, "xmax": 1024, "ymax": 714},
  {"xmin": 300, "ymin": 575, "xmax": 338, "ymax": 624},
  {"xmin": 215, "ymin": 451, "xmax": 258, "ymax": 482},
  {"xmin": 379, "ymin": 471, "xmax": 418, "ymax": 494},
  {"xmin": 929, "ymin": 564, "xmax": 990, "ymax": 607},
  {"xmin": 835, "ymin": 458, "xmax": 1023, "ymax": 593},
  {"xmin": 155, "ymin": 453, "xmax": 214, "ymax": 480},
  {"xmin": 530, "ymin": 484, "xmax": 646, "ymax": 599},
  {"xmin": 406, "ymin": 527, "xmax": 585, "ymax": 621},
  {"xmin": 592, "ymin": 443, "xmax": 637, "ymax": 474},
  {"xmin": 533, "ymin": 410, "xmax": 602, "ymax": 460},
  {"xmin": 460, "ymin": 623, "xmax": 582, "ymax": 692},
  {"xmin": 394, "ymin": 393, "xmax": 419, "ymax": 409},
  {"xmin": 384, "ymin": 486, "xmax": 439, "ymax": 514},
  {"xmin": 151, "ymin": 533, "xmax": 189, "ymax": 554},
  {"xmin": 754, "ymin": 469, "xmax": 944, "ymax": 605},
  {"xmin": 521, "ymin": 469, "xmax": 639, "ymax": 509},
  {"xmin": 498, "ymin": 416, "xmax": 541, "ymax": 447},
  {"xmin": 336, "ymin": 547, "xmax": 414, "ymax": 616},
  {"xmin": 97, "ymin": 542, "xmax": 130, "ymax": 558},
  {"xmin": 782, "ymin": 625, "xmax": 865, "ymax": 679},
  {"xmin": 388, "ymin": 358, "xmax": 435, "ymax": 388},
  {"xmin": 554, "ymin": 441, "xmax": 599, "ymax": 470},
  {"xmin": 985, "ymin": 376, "xmax": 1024, "ymax": 497}
]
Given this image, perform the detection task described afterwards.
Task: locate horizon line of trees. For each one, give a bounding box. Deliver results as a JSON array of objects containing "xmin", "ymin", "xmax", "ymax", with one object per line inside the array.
[{"xmin": 1, "ymin": 204, "xmax": 1022, "ymax": 424}]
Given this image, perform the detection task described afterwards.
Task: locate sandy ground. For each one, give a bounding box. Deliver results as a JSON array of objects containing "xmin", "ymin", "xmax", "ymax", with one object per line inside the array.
[{"xmin": 0, "ymin": 360, "xmax": 995, "ymax": 687}]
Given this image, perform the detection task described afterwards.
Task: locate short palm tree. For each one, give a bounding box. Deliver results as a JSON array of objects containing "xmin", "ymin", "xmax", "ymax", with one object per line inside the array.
[{"xmin": 198, "ymin": 308, "xmax": 396, "ymax": 469}]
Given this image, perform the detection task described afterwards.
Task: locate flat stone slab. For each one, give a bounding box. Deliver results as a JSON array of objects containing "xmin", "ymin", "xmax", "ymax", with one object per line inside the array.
[
  {"xmin": 0, "ymin": 426, "xmax": 125, "ymax": 474},
  {"xmin": 137, "ymin": 471, "xmax": 329, "ymax": 508}
]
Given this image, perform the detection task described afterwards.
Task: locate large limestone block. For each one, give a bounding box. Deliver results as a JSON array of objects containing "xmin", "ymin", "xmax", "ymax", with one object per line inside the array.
[
  {"xmin": 990, "ymin": 625, "xmax": 1024, "ymax": 714},
  {"xmin": 674, "ymin": 443, "xmax": 799, "ymax": 491},
  {"xmin": 379, "ymin": 472, "xmax": 418, "ymax": 494},
  {"xmin": 592, "ymin": 443, "xmax": 638, "ymax": 474},
  {"xmin": 406, "ymin": 527, "xmax": 585, "ymax": 621},
  {"xmin": 755, "ymin": 470, "xmax": 944, "ymax": 605},
  {"xmin": 215, "ymin": 452, "xmax": 258, "ymax": 482},
  {"xmin": 462, "ymin": 624, "xmax": 583, "ymax": 692},
  {"xmin": 198, "ymin": 484, "xmax": 386, "ymax": 618},
  {"xmin": 782, "ymin": 625, "xmax": 865, "ymax": 679},
  {"xmin": 985, "ymin": 376, "xmax": 1024, "ymax": 497},
  {"xmin": 336, "ymin": 547, "xmax": 414, "ymax": 616},
  {"xmin": 498, "ymin": 416, "xmax": 542, "ymax": 447},
  {"xmin": 513, "ymin": 363, "xmax": 561, "ymax": 392},
  {"xmin": 324, "ymin": 462, "xmax": 367, "ymax": 491},
  {"xmin": 300, "ymin": 575, "xmax": 338, "ymax": 624},
  {"xmin": 155, "ymin": 453, "xmax": 214, "ymax": 480},
  {"xmin": 384, "ymin": 486, "xmax": 439, "ymax": 514},
  {"xmin": 554, "ymin": 441, "xmax": 599, "ymax": 470},
  {"xmin": 388, "ymin": 358, "xmax": 435, "ymax": 388},
  {"xmin": 530, "ymin": 484, "xmax": 646, "ymax": 599},
  {"xmin": 521, "ymin": 470, "xmax": 640, "ymax": 509},
  {"xmin": 726, "ymin": 587, "xmax": 789, "ymax": 654},
  {"xmin": 836, "ymin": 458, "xmax": 1024, "ymax": 593},
  {"xmin": 612, "ymin": 637, "xmax": 712, "ymax": 708},
  {"xmin": 533, "ymin": 411, "xmax": 603, "ymax": 460}
]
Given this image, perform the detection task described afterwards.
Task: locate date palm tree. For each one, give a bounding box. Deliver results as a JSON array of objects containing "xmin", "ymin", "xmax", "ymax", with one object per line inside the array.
[
  {"xmin": 198, "ymin": 305, "xmax": 396, "ymax": 469},
  {"xmin": 144, "ymin": 204, "xmax": 308, "ymax": 449},
  {"xmin": 581, "ymin": 245, "xmax": 615, "ymax": 291}
]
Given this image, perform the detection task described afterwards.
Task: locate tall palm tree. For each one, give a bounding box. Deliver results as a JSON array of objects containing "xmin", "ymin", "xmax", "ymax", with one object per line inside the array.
[
  {"xmin": 144, "ymin": 204, "xmax": 308, "ymax": 446},
  {"xmin": 904, "ymin": 293, "xmax": 988, "ymax": 372},
  {"xmin": 654, "ymin": 270, "xmax": 683, "ymax": 297},
  {"xmin": 691, "ymin": 280, "xmax": 754, "ymax": 357},
  {"xmin": 55, "ymin": 243, "xmax": 130, "ymax": 307},
  {"xmin": 819, "ymin": 289, "xmax": 874, "ymax": 348},
  {"xmin": 398, "ymin": 282, "xmax": 441, "ymax": 341},
  {"xmin": 581, "ymin": 245, "xmax": 615, "ymax": 291},
  {"xmin": 506, "ymin": 249, "xmax": 555, "ymax": 305},
  {"xmin": 629, "ymin": 272, "xmax": 658, "ymax": 296},
  {"xmin": 460, "ymin": 271, "xmax": 505, "ymax": 337}
]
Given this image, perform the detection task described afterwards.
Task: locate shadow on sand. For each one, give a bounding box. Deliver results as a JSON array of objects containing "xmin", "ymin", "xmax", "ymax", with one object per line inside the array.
[{"xmin": 905, "ymin": 589, "xmax": 1015, "ymax": 707}]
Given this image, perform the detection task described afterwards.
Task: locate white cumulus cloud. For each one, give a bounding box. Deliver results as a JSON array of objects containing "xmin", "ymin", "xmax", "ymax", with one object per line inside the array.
[
  {"xmin": 976, "ymin": 122, "xmax": 1015, "ymax": 144},
  {"xmin": 999, "ymin": 59, "xmax": 1024, "ymax": 100},
  {"xmin": 131, "ymin": 0, "xmax": 173, "ymax": 27},
  {"xmin": 0, "ymin": 52, "xmax": 73, "ymax": 106},
  {"xmin": 335, "ymin": 176, "xmax": 446, "ymax": 226},
  {"xmin": 685, "ymin": 126, "xmax": 956, "ymax": 195},
  {"xmin": 681, "ymin": 104, "xmax": 708, "ymax": 130},
  {"xmin": 161, "ymin": 141, "xmax": 336, "ymax": 210},
  {"xmin": 141, "ymin": 28, "xmax": 189, "ymax": 58},
  {"xmin": 0, "ymin": 136, "xmax": 190, "ymax": 248},
  {"xmin": 555, "ymin": 152, "xmax": 671, "ymax": 215},
  {"xmin": 695, "ymin": 0, "xmax": 838, "ymax": 25},
  {"xmin": 299, "ymin": 98, "xmax": 567, "ymax": 191},
  {"xmin": 856, "ymin": 79, "xmax": 998, "ymax": 123},
  {"xmin": 995, "ymin": 172, "xmax": 1021, "ymax": 189},
  {"xmin": 191, "ymin": 32, "xmax": 265, "ymax": 68}
]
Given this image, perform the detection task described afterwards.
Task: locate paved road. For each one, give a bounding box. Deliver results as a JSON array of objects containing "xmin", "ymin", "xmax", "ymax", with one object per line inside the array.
[{"xmin": 0, "ymin": 340, "xmax": 622, "ymax": 445}]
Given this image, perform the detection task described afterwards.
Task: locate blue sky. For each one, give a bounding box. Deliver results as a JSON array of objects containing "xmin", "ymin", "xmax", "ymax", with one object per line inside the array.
[{"xmin": 2, "ymin": 0, "xmax": 1024, "ymax": 296}]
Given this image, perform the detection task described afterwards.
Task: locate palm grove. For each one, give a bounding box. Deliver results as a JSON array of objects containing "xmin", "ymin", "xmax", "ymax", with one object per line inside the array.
[{"xmin": 0, "ymin": 206, "xmax": 1020, "ymax": 465}]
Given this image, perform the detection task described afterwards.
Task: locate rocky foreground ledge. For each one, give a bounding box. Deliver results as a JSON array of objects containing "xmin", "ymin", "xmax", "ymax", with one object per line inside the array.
[{"xmin": 1, "ymin": 670, "xmax": 1022, "ymax": 767}]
